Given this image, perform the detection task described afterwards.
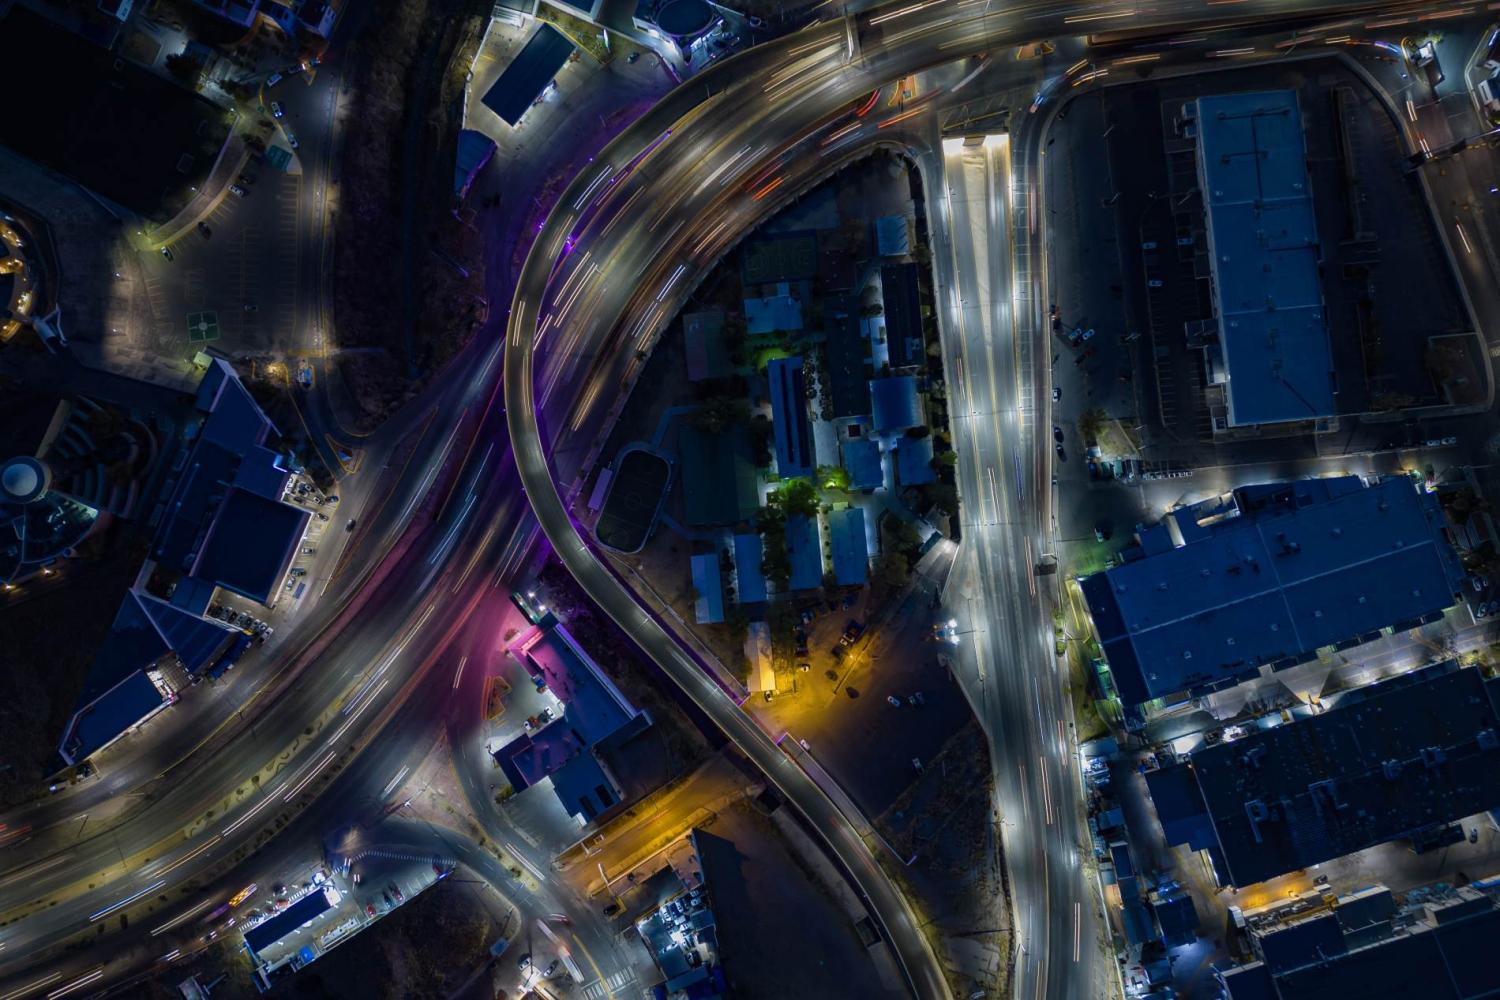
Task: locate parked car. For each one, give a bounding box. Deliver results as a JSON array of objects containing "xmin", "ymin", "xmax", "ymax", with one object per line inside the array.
[
  {"xmin": 1053, "ymin": 425, "xmax": 1064, "ymax": 443},
  {"xmin": 1052, "ymin": 386, "xmax": 1062, "ymax": 401},
  {"xmin": 160, "ymin": 246, "xmax": 174, "ymax": 261},
  {"xmin": 230, "ymin": 184, "xmax": 247, "ymax": 197},
  {"xmin": 1055, "ymin": 444, "xmax": 1066, "ymax": 461},
  {"xmin": 284, "ymin": 128, "xmax": 299, "ymax": 149},
  {"xmin": 266, "ymin": 71, "xmax": 283, "ymax": 86}
]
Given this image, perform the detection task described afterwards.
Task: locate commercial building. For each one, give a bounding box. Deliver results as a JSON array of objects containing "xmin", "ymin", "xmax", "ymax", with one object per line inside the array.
[
  {"xmin": 1081, "ymin": 476, "xmax": 1462, "ymax": 709},
  {"xmin": 480, "ymin": 22, "xmax": 575, "ymax": 127},
  {"xmin": 827, "ymin": 507, "xmax": 868, "ymax": 587},
  {"xmin": 61, "ymin": 361, "xmax": 308, "ymax": 765},
  {"xmin": 1185, "ymin": 91, "xmax": 1335, "ymax": 431},
  {"xmin": 636, "ymin": 829, "xmax": 727, "ymax": 1000},
  {"xmin": 1145, "ymin": 661, "xmax": 1500, "ymax": 888},
  {"xmin": 493, "ymin": 615, "xmax": 651, "ymax": 824},
  {"xmin": 1220, "ymin": 880, "xmax": 1500, "ymax": 1000},
  {"xmin": 767, "ymin": 357, "xmax": 813, "ymax": 480}
]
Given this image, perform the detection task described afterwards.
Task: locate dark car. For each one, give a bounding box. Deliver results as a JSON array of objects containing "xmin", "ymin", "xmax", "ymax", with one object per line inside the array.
[
  {"xmin": 1052, "ymin": 425, "xmax": 1064, "ymax": 443},
  {"xmin": 602, "ymin": 902, "xmax": 621, "ymax": 917},
  {"xmin": 346, "ymin": 518, "xmax": 357, "ymax": 531},
  {"xmin": 160, "ymin": 246, "xmax": 174, "ymax": 261},
  {"xmin": 1052, "ymin": 386, "xmax": 1062, "ymax": 402},
  {"xmin": 197, "ymin": 222, "xmax": 212, "ymax": 239},
  {"xmin": 1055, "ymin": 444, "xmax": 1067, "ymax": 461}
]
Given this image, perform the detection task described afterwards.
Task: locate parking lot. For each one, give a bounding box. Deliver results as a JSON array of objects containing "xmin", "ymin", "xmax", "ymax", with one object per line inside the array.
[
  {"xmin": 146, "ymin": 157, "xmax": 303, "ymax": 360},
  {"xmin": 746, "ymin": 561, "xmax": 970, "ymax": 822}
]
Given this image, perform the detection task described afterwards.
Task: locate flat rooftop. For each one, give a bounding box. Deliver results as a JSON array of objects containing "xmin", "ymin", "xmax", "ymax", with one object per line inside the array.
[
  {"xmin": 480, "ymin": 22, "xmax": 575, "ymax": 127},
  {"xmin": 1151, "ymin": 662, "xmax": 1500, "ymax": 888},
  {"xmin": 1194, "ymin": 90, "xmax": 1334, "ymax": 426},
  {"xmin": 1082, "ymin": 476, "xmax": 1462, "ymax": 706}
]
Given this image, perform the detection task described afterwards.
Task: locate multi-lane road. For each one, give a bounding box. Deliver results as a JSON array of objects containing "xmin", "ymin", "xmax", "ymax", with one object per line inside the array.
[{"xmin": 0, "ymin": 0, "xmax": 1478, "ymax": 997}]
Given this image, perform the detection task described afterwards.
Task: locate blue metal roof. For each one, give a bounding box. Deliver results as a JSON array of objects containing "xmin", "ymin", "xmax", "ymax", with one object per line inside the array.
[
  {"xmin": 61, "ymin": 669, "xmax": 165, "ymax": 764},
  {"xmin": 870, "ymin": 376, "xmax": 921, "ymax": 435},
  {"xmin": 691, "ymin": 552, "xmax": 725, "ymax": 624},
  {"xmin": 733, "ymin": 532, "xmax": 767, "ymax": 604},
  {"xmin": 768, "ymin": 357, "xmax": 813, "ymax": 479},
  {"xmin": 243, "ymin": 889, "xmax": 333, "ymax": 956},
  {"xmin": 1194, "ymin": 91, "xmax": 1333, "ymax": 426},
  {"xmin": 1084, "ymin": 476, "xmax": 1461, "ymax": 705},
  {"xmin": 785, "ymin": 514, "xmax": 822, "ymax": 591},
  {"xmin": 138, "ymin": 593, "xmax": 235, "ymax": 673},
  {"xmin": 74, "ymin": 593, "xmax": 169, "ymax": 705},
  {"xmin": 828, "ymin": 507, "xmax": 868, "ymax": 586},
  {"xmin": 192, "ymin": 488, "xmax": 309, "ymax": 604},
  {"xmin": 841, "ymin": 438, "xmax": 882, "ymax": 490},
  {"xmin": 480, "ymin": 23, "xmax": 575, "ymax": 127},
  {"xmin": 896, "ymin": 436, "xmax": 935, "ymax": 485},
  {"xmin": 876, "ymin": 216, "xmax": 909, "ymax": 257},
  {"xmin": 744, "ymin": 283, "xmax": 804, "ymax": 335}
]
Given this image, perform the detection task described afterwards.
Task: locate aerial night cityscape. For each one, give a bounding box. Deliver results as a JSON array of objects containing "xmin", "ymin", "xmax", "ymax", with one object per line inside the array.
[{"xmin": 3, "ymin": 0, "xmax": 1500, "ymax": 999}]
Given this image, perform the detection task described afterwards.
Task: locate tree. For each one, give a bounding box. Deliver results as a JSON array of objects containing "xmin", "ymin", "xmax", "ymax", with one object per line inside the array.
[
  {"xmin": 691, "ymin": 396, "xmax": 747, "ymax": 435},
  {"xmin": 815, "ymin": 464, "xmax": 849, "ymax": 492},
  {"xmin": 1078, "ymin": 407, "xmax": 1108, "ymax": 445},
  {"xmin": 164, "ymin": 53, "xmax": 202, "ymax": 88},
  {"xmin": 774, "ymin": 477, "xmax": 819, "ymax": 517}
]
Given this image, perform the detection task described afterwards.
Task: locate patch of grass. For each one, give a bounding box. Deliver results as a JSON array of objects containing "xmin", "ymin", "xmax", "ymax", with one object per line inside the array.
[{"xmin": 536, "ymin": 6, "xmax": 612, "ymax": 64}]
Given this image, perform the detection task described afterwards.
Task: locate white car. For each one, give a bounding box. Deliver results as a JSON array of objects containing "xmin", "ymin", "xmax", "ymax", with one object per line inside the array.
[
  {"xmin": 267, "ymin": 72, "xmax": 283, "ymax": 87},
  {"xmin": 270, "ymin": 101, "xmax": 284, "ymax": 118}
]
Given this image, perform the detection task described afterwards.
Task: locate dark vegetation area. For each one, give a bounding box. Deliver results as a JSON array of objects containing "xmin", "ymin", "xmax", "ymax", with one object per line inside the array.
[{"xmin": 330, "ymin": 0, "xmax": 490, "ymax": 430}]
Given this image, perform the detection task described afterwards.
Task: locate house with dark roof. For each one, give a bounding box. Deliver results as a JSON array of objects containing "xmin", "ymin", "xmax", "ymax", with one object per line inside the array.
[
  {"xmin": 880, "ymin": 262, "xmax": 923, "ymax": 369},
  {"xmin": 61, "ymin": 360, "xmax": 305, "ymax": 765},
  {"xmin": 1081, "ymin": 475, "xmax": 1463, "ymax": 711},
  {"xmin": 60, "ymin": 590, "xmax": 239, "ymax": 764},
  {"xmin": 825, "ymin": 300, "xmax": 873, "ymax": 419},
  {"xmin": 767, "ymin": 357, "xmax": 813, "ymax": 480}
]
